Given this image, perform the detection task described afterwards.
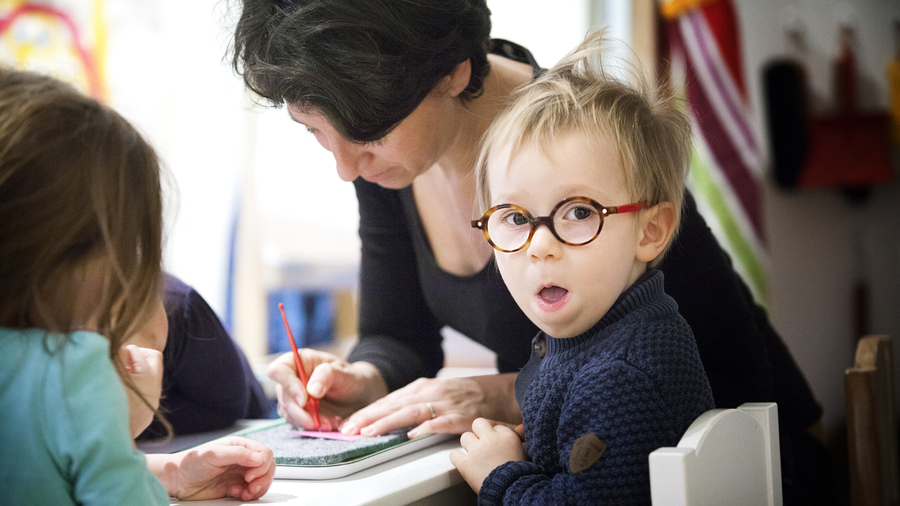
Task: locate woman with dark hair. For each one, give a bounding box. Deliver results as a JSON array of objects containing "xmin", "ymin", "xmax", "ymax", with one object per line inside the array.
[
  {"xmin": 231, "ymin": 0, "xmax": 541, "ymax": 432},
  {"xmin": 230, "ymin": 2, "xmax": 832, "ymax": 502}
]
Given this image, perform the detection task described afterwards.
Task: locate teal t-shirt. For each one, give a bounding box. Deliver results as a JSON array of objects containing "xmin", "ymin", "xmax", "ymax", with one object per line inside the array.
[{"xmin": 0, "ymin": 328, "xmax": 169, "ymax": 505}]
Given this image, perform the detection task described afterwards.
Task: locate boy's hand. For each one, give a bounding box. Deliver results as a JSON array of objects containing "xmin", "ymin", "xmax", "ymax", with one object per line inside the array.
[
  {"xmin": 148, "ymin": 437, "xmax": 275, "ymax": 501},
  {"xmin": 482, "ymin": 420, "xmax": 525, "ymax": 438},
  {"xmin": 119, "ymin": 344, "xmax": 163, "ymax": 438},
  {"xmin": 480, "ymin": 420, "xmax": 527, "ymax": 452},
  {"xmin": 449, "ymin": 417, "xmax": 528, "ymax": 494},
  {"xmin": 513, "ymin": 423, "xmax": 526, "ymax": 452}
]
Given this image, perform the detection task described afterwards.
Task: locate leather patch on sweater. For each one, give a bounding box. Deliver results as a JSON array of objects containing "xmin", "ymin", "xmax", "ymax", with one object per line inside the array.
[{"xmin": 569, "ymin": 433, "xmax": 607, "ymax": 473}]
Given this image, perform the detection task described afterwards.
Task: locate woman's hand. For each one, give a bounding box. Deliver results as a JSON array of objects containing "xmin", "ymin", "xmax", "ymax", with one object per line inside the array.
[
  {"xmin": 339, "ymin": 373, "xmax": 521, "ymax": 438},
  {"xmin": 119, "ymin": 344, "xmax": 163, "ymax": 438},
  {"xmin": 147, "ymin": 437, "xmax": 275, "ymax": 501},
  {"xmin": 449, "ymin": 417, "xmax": 528, "ymax": 494},
  {"xmin": 266, "ymin": 349, "xmax": 388, "ymax": 430}
]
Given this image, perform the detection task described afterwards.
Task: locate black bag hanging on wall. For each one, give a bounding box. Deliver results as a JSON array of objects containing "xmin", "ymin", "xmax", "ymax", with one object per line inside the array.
[{"xmin": 763, "ymin": 58, "xmax": 809, "ymax": 190}]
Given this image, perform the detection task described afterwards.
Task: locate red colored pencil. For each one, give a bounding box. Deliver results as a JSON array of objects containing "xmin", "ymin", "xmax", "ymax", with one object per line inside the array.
[{"xmin": 278, "ymin": 303, "xmax": 321, "ymax": 430}]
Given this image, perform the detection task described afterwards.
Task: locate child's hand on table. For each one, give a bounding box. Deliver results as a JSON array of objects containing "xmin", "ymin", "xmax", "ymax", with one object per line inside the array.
[
  {"xmin": 147, "ymin": 436, "xmax": 276, "ymax": 501},
  {"xmin": 449, "ymin": 417, "xmax": 528, "ymax": 494}
]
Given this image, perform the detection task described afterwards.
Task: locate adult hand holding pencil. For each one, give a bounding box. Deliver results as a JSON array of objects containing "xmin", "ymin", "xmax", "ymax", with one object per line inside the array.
[
  {"xmin": 267, "ymin": 305, "xmax": 391, "ymax": 434},
  {"xmin": 278, "ymin": 303, "xmax": 321, "ymax": 430}
]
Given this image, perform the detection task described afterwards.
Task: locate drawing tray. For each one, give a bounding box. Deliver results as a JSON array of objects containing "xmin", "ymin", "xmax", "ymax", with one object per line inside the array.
[{"xmin": 231, "ymin": 420, "xmax": 455, "ymax": 480}]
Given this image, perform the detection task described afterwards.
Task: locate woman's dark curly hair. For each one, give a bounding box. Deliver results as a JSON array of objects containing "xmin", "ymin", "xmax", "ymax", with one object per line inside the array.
[{"xmin": 229, "ymin": 0, "xmax": 492, "ymax": 142}]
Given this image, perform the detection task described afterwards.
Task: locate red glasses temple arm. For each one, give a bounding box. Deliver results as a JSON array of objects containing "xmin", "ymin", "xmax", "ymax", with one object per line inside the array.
[{"xmin": 609, "ymin": 202, "xmax": 647, "ymax": 214}]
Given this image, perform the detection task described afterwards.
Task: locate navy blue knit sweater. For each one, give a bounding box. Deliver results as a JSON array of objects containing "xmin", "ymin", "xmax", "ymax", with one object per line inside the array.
[{"xmin": 479, "ymin": 270, "xmax": 714, "ymax": 505}]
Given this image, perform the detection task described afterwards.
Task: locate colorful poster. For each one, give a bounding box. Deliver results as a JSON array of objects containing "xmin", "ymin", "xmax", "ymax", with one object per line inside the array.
[{"xmin": 0, "ymin": 0, "xmax": 106, "ymax": 99}]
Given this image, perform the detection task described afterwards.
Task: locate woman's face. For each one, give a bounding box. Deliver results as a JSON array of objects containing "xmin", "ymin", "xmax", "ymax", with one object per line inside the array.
[{"xmin": 287, "ymin": 92, "xmax": 458, "ymax": 189}]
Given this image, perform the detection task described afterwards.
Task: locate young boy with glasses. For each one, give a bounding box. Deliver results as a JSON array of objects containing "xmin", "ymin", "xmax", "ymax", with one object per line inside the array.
[{"xmin": 449, "ymin": 31, "xmax": 715, "ymax": 504}]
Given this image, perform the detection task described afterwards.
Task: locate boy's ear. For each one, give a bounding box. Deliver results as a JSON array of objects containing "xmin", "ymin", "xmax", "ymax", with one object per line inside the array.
[
  {"xmin": 435, "ymin": 58, "xmax": 472, "ymax": 98},
  {"xmin": 635, "ymin": 202, "xmax": 677, "ymax": 263}
]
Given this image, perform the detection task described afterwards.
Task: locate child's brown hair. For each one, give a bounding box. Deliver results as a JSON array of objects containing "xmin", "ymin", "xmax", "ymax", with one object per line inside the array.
[{"xmin": 0, "ymin": 67, "xmax": 168, "ymax": 431}]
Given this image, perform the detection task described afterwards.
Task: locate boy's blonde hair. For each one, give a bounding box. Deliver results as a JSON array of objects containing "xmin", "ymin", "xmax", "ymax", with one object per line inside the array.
[
  {"xmin": 0, "ymin": 68, "xmax": 169, "ymax": 434},
  {"xmin": 475, "ymin": 30, "xmax": 691, "ymax": 265}
]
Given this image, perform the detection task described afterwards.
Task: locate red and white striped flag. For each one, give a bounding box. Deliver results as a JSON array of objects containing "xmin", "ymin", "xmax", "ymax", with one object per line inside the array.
[{"xmin": 662, "ymin": 0, "xmax": 769, "ymax": 303}]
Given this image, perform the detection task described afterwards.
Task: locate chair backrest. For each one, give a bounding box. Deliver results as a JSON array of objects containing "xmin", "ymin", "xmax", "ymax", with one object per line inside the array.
[
  {"xmin": 845, "ymin": 334, "xmax": 899, "ymax": 506},
  {"xmin": 649, "ymin": 402, "xmax": 782, "ymax": 506}
]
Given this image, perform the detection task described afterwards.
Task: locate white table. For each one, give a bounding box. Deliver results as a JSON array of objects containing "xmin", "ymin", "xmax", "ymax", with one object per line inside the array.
[{"xmin": 139, "ymin": 423, "xmax": 476, "ymax": 506}]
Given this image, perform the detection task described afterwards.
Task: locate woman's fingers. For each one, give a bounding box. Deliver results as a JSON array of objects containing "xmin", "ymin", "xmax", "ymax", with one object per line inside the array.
[
  {"xmin": 305, "ymin": 360, "xmax": 346, "ymax": 400},
  {"xmin": 269, "ymin": 351, "xmax": 319, "ymax": 428},
  {"xmin": 341, "ymin": 377, "xmax": 483, "ymax": 437},
  {"xmin": 269, "ymin": 349, "xmax": 386, "ymax": 428},
  {"xmin": 340, "ymin": 395, "xmax": 411, "ymax": 435},
  {"xmin": 407, "ymin": 412, "xmax": 475, "ymax": 439},
  {"xmin": 273, "ymin": 370, "xmax": 516, "ymax": 439},
  {"xmin": 341, "ymin": 377, "xmax": 444, "ymax": 434},
  {"xmin": 353, "ymin": 401, "xmax": 437, "ymax": 437},
  {"xmin": 346, "ymin": 401, "xmax": 477, "ymax": 439},
  {"xmin": 268, "ymin": 352, "xmax": 307, "ymax": 399}
]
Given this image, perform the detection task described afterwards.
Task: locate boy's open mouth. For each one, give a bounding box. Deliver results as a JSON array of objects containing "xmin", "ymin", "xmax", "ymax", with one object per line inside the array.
[{"xmin": 538, "ymin": 286, "xmax": 568, "ymax": 304}]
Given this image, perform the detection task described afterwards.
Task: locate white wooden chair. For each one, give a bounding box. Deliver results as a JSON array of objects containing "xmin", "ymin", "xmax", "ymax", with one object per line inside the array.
[{"xmin": 649, "ymin": 402, "xmax": 782, "ymax": 506}]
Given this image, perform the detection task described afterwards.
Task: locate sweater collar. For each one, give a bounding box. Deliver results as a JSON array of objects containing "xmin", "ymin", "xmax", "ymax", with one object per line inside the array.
[{"xmin": 542, "ymin": 269, "xmax": 668, "ymax": 358}]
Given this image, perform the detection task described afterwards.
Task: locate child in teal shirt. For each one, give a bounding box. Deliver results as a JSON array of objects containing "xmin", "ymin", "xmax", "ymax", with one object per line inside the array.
[{"xmin": 0, "ymin": 68, "xmax": 275, "ymax": 504}]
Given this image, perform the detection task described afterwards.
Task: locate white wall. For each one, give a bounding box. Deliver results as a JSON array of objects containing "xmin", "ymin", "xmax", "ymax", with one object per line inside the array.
[
  {"xmin": 105, "ymin": 0, "xmax": 246, "ymax": 319},
  {"xmin": 490, "ymin": 0, "xmax": 590, "ymax": 66},
  {"xmin": 733, "ymin": 0, "xmax": 900, "ymax": 439}
]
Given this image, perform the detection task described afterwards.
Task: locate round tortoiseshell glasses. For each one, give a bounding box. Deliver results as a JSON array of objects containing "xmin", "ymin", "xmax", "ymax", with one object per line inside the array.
[{"xmin": 471, "ymin": 196, "xmax": 647, "ymax": 253}]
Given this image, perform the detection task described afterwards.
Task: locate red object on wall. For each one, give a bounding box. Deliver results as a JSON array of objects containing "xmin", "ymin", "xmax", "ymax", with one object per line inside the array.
[
  {"xmin": 800, "ymin": 114, "xmax": 893, "ymax": 188},
  {"xmin": 799, "ymin": 26, "xmax": 893, "ymax": 188}
]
